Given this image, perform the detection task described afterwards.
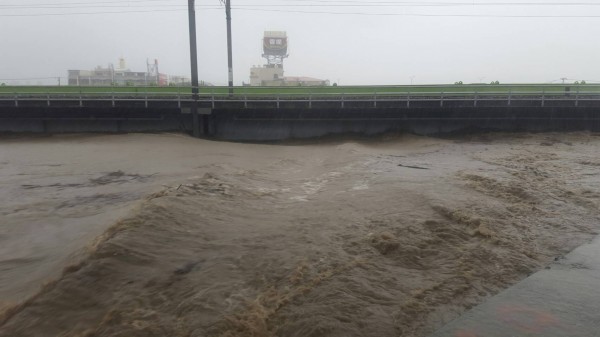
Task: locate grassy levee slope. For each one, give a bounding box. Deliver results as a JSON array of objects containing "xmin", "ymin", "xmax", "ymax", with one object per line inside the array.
[{"xmin": 1, "ymin": 84, "xmax": 600, "ymax": 97}]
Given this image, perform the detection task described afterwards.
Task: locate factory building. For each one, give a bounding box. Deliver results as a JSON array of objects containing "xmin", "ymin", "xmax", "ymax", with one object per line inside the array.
[
  {"xmin": 68, "ymin": 58, "xmax": 189, "ymax": 86},
  {"xmin": 249, "ymin": 31, "xmax": 329, "ymax": 87}
]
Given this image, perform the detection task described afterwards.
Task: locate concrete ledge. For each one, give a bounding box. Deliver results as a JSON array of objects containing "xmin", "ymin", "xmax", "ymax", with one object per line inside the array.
[{"xmin": 429, "ymin": 236, "xmax": 600, "ymax": 337}]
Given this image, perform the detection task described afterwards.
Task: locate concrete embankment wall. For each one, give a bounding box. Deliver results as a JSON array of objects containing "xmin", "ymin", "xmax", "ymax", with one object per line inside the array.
[
  {"xmin": 1, "ymin": 106, "xmax": 599, "ymax": 140},
  {"xmin": 212, "ymin": 107, "xmax": 600, "ymax": 140},
  {"xmin": 0, "ymin": 107, "xmax": 191, "ymax": 134}
]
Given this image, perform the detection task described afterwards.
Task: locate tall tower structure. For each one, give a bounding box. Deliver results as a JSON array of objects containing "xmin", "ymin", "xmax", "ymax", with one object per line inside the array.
[{"xmin": 262, "ymin": 31, "xmax": 288, "ymax": 67}]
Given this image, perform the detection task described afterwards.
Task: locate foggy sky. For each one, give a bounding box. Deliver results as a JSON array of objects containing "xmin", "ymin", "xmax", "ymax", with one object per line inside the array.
[{"xmin": 1, "ymin": 0, "xmax": 599, "ymax": 86}]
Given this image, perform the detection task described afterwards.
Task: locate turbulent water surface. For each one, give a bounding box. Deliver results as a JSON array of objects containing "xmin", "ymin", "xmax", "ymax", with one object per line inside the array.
[{"xmin": 1, "ymin": 132, "xmax": 599, "ymax": 337}]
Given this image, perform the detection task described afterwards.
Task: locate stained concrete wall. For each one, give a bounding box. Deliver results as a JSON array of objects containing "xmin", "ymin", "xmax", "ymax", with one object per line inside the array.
[
  {"xmin": 1, "ymin": 106, "xmax": 599, "ymax": 140},
  {"xmin": 210, "ymin": 107, "xmax": 600, "ymax": 141}
]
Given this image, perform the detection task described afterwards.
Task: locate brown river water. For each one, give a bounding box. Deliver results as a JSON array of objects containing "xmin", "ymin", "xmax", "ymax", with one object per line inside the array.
[{"xmin": 0, "ymin": 132, "xmax": 599, "ymax": 337}]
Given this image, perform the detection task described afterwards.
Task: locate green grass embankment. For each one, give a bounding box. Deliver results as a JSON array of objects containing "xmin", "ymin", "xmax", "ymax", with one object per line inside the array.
[{"xmin": 1, "ymin": 84, "xmax": 599, "ymax": 96}]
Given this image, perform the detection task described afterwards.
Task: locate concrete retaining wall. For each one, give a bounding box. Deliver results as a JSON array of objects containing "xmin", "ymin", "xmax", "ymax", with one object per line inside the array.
[
  {"xmin": 1, "ymin": 106, "xmax": 599, "ymax": 140},
  {"xmin": 211, "ymin": 107, "xmax": 600, "ymax": 140}
]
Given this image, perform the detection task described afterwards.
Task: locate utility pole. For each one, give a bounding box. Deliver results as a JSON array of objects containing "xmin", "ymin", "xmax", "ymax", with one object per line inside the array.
[
  {"xmin": 225, "ymin": 0, "xmax": 234, "ymax": 95},
  {"xmin": 188, "ymin": 0, "xmax": 200, "ymax": 137}
]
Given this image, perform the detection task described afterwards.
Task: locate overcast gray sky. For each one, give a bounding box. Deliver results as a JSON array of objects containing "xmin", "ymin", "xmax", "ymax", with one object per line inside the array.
[{"xmin": 1, "ymin": 0, "xmax": 599, "ymax": 85}]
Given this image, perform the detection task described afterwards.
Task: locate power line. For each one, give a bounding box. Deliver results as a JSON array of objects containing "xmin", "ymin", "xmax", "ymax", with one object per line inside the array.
[
  {"xmin": 0, "ymin": 8, "xmax": 223, "ymax": 17},
  {"xmin": 266, "ymin": 1, "xmax": 600, "ymax": 5},
  {"xmin": 232, "ymin": 7, "xmax": 600, "ymax": 17},
  {"xmin": 3, "ymin": 8, "xmax": 600, "ymax": 18},
  {"xmin": 269, "ymin": 0, "xmax": 600, "ymax": 5},
  {"xmin": 2, "ymin": 1, "xmax": 600, "ymax": 18},
  {"xmin": 7, "ymin": 1, "xmax": 600, "ymax": 8},
  {"xmin": 6, "ymin": 0, "xmax": 600, "ymax": 8},
  {"xmin": 0, "ymin": 0, "xmax": 176, "ymax": 7},
  {"xmin": 3, "ymin": 5, "xmax": 193, "ymax": 10},
  {"xmin": 6, "ymin": 0, "xmax": 600, "ymax": 4}
]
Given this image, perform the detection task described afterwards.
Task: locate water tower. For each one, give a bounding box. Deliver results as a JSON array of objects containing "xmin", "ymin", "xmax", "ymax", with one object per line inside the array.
[{"xmin": 262, "ymin": 31, "xmax": 288, "ymax": 67}]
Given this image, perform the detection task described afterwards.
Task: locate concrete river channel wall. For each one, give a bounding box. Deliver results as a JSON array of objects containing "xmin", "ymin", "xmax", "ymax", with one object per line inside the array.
[{"xmin": 1, "ymin": 87, "xmax": 600, "ymax": 140}]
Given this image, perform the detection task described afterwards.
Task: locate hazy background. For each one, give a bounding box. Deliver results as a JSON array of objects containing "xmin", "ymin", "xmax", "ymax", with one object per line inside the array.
[{"xmin": 1, "ymin": 0, "xmax": 599, "ymax": 86}]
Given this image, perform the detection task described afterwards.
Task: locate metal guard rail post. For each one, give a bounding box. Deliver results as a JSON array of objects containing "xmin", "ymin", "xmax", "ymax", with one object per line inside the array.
[{"xmin": 4, "ymin": 89, "xmax": 600, "ymax": 109}]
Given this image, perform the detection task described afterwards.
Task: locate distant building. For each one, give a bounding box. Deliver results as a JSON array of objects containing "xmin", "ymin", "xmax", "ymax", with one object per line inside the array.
[
  {"xmin": 68, "ymin": 58, "xmax": 190, "ymax": 86},
  {"xmin": 169, "ymin": 75, "xmax": 192, "ymax": 86},
  {"xmin": 249, "ymin": 31, "xmax": 329, "ymax": 87},
  {"xmin": 283, "ymin": 76, "xmax": 330, "ymax": 87},
  {"xmin": 249, "ymin": 65, "xmax": 284, "ymax": 86}
]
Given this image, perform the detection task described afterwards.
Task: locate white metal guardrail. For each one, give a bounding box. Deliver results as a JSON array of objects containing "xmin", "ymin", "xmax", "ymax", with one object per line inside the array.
[{"xmin": 1, "ymin": 89, "xmax": 600, "ymax": 109}]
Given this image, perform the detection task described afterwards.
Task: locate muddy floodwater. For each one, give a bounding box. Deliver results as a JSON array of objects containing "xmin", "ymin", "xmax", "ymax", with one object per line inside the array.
[{"xmin": 1, "ymin": 132, "xmax": 599, "ymax": 337}]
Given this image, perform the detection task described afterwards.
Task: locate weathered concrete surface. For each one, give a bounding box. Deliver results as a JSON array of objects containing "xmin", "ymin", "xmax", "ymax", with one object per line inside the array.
[
  {"xmin": 210, "ymin": 107, "xmax": 600, "ymax": 140},
  {"xmin": 2, "ymin": 105, "xmax": 600, "ymax": 140},
  {"xmin": 429, "ymin": 235, "xmax": 600, "ymax": 337}
]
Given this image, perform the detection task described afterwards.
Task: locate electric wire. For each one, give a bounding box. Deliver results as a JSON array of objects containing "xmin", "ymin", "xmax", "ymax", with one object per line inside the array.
[
  {"xmin": 0, "ymin": 0, "xmax": 176, "ymax": 7},
  {"xmin": 2, "ymin": 8, "xmax": 600, "ymax": 18},
  {"xmin": 2, "ymin": 0, "xmax": 600, "ymax": 17},
  {"xmin": 6, "ymin": 0, "xmax": 600, "ymax": 6},
  {"xmin": 232, "ymin": 7, "xmax": 600, "ymax": 17},
  {"xmin": 0, "ymin": 8, "xmax": 222, "ymax": 17},
  {"xmin": 7, "ymin": 3, "xmax": 600, "ymax": 10},
  {"xmin": 6, "ymin": 2, "xmax": 600, "ymax": 8}
]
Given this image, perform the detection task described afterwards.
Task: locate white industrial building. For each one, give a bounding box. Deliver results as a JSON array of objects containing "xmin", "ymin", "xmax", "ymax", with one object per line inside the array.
[
  {"xmin": 250, "ymin": 65, "xmax": 284, "ymax": 86},
  {"xmin": 68, "ymin": 58, "xmax": 190, "ymax": 86}
]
